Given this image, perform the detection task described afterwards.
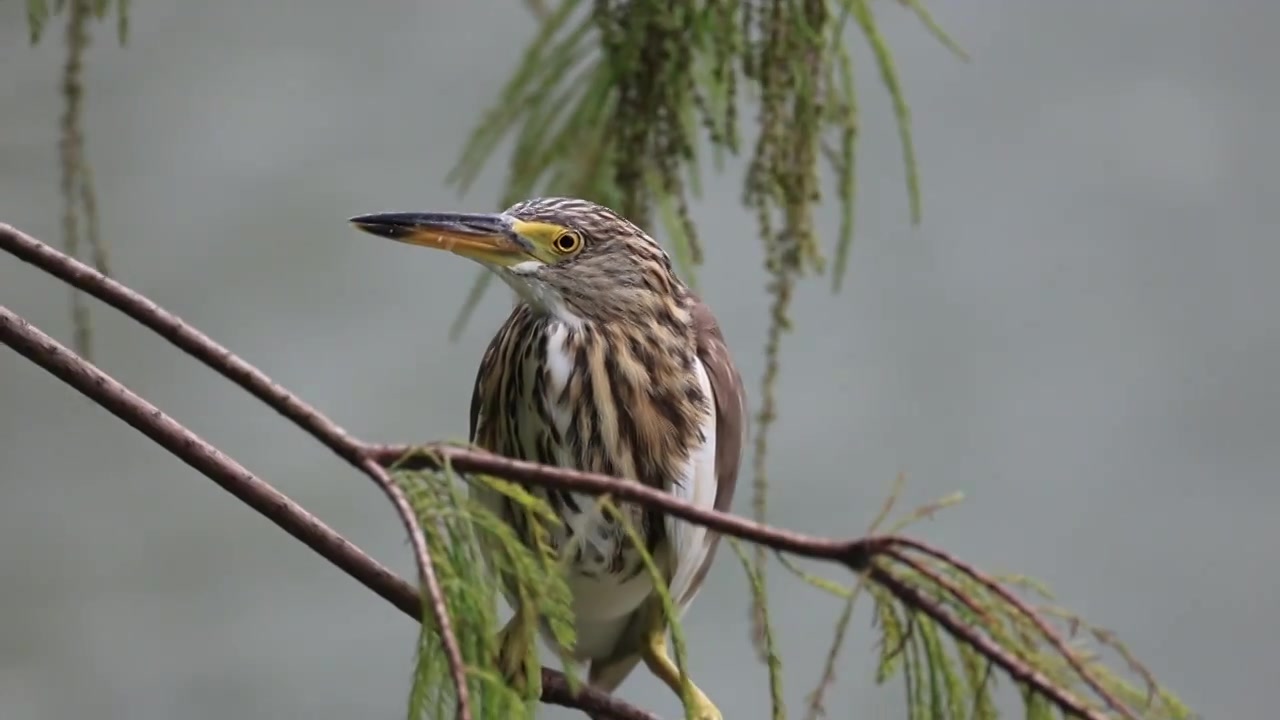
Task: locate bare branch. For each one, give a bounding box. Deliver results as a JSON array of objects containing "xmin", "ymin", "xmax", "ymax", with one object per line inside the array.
[
  {"xmin": 0, "ymin": 305, "xmax": 415, "ymax": 615},
  {"xmin": 1, "ymin": 222, "xmax": 1159, "ymax": 720},
  {"xmin": 0, "ymin": 223, "xmax": 471, "ymax": 719},
  {"xmin": 0, "ymin": 305, "xmax": 659, "ymax": 720}
]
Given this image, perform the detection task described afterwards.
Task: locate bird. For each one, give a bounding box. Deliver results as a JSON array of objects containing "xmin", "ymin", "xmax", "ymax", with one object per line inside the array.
[{"xmin": 350, "ymin": 197, "xmax": 746, "ymax": 720}]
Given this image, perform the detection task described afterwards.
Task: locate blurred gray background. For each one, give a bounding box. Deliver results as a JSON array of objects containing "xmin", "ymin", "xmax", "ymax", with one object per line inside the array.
[{"xmin": 1, "ymin": 1, "xmax": 1275, "ymax": 718}]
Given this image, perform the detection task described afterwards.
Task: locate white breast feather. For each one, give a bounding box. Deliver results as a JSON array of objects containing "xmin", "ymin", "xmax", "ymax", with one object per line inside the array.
[
  {"xmin": 664, "ymin": 357, "xmax": 719, "ymax": 613},
  {"xmin": 542, "ymin": 324, "xmax": 576, "ymax": 445}
]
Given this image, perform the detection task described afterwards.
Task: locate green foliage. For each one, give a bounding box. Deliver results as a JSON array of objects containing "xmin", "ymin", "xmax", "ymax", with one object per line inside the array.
[
  {"xmin": 444, "ymin": 5, "xmax": 965, "ymax": 709},
  {"xmin": 865, "ymin": 560, "xmax": 1195, "ymax": 720},
  {"xmin": 392, "ymin": 455, "xmax": 576, "ymax": 720},
  {"xmin": 390, "ymin": 454, "xmax": 699, "ymax": 720}
]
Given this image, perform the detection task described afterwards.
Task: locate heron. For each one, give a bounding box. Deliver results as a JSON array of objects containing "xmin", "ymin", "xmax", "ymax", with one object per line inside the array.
[{"xmin": 351, "ymin": 196, "xmax": 746, "ymax": 719}]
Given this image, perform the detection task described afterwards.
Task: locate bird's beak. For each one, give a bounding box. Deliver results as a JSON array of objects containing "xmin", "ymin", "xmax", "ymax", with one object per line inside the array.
[{"xmin": 348, "ymin": 211, "xmax": 531, "ymax": 267}]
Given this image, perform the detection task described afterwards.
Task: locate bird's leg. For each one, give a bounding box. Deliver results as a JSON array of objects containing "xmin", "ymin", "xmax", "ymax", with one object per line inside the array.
[
  {"xmin": 495, "ymin": 609, "xmax": 542, "ymax": 700},
  {"xmin": 640, "ymin": 603, "xmax": 722, "ymax": 720}
]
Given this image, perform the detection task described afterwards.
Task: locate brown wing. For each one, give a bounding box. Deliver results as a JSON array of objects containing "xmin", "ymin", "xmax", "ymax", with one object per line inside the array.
[{"xmin": 677, "ymin": 294, "xmax": 748, "ymax": 603}]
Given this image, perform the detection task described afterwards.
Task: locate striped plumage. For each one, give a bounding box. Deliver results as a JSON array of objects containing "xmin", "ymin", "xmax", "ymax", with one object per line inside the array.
[
  {"xmin": 351, "ymin": 197, "xmax": 745, "ymax": 719},
  {"xmin": 470, "ymin": 303, "xmax": 700, "ymax": 581}
]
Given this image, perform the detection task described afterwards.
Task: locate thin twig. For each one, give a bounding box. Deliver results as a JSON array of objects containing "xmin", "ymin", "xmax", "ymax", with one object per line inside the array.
[
  {"xmin": 0, "ymin": 306, "xmax": 658, "ymax": 720},
  {"xmin": 0, "ymin": 306, "xmax": 415, "ymax": 615},
  {"xmin": 0, "ymin": 224, "xmax": 473, "ymax": 718}
]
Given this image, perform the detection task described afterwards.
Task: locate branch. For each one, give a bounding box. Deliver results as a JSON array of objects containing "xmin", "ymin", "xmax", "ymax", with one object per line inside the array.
[
  {"xmin": 0, "ymin": 306, "xmax": 659, "ymax": 720},
  {"xmin": 369, "ymin": 444, "xmax": 878, "ymax": 569},
  {"xmin": 0, "ymin": 225, "xmax": 470, "ymax": 719},
  {"xmin": 1, "ymin": 223, "xmax": 1158, "ymax": 720},
  {"xmin": 368, "ymin": 447, "xmax": 1127, "ymax": 720}
]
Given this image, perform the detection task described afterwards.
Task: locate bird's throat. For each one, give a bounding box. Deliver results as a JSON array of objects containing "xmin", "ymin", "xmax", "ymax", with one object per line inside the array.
[{"xmin": 497, "ymin": 270, "xmax": 586, "ymax": 329}]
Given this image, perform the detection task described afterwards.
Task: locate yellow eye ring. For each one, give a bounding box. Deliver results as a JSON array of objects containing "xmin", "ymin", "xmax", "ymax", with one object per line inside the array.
[{"xmin": 552, "ymin": 230, "xmax": 583, "ymax": 254}]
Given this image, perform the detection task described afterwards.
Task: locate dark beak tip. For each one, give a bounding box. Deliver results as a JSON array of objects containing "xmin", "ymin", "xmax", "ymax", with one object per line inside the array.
[
  {"xmin": 349, "ymin": 215, "xmax": 413, "ymax": 240},
  {"xmin": 347, "ymin": 210, "xmax": 511, "ymax": 243},
  {"xmin": 349, "ymin": 213, "xmax": 396, "ymax": 227}
]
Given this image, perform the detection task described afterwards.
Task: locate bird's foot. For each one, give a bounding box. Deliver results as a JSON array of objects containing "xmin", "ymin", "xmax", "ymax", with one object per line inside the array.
[
  {"xmin": 640, "ymin": 610, "xmax": 722, "ymax": 720},
  {"xmin": 496, "ymin": 613, "xmax": 542, "ymax": 700}
]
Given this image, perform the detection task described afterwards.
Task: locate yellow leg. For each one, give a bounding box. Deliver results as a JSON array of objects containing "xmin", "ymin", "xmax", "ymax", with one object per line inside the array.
[
  {"xmin": 496, "ymin": 611, "xmax": 542, "ymax": 700},
  {"xmin": 640, "ymin": 608, "xmax": 721, "ymax": 720}
]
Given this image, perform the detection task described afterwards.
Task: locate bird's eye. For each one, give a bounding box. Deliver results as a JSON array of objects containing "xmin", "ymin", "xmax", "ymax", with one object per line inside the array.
[{"xmin": 552, "ymin": 230, "xmax": 583, "ymax": 254}]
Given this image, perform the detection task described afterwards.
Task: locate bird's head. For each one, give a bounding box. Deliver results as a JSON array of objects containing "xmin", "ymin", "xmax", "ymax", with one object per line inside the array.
[{"xmin": 350, "ymin": 197, "xmax": 690, "ymax": 328}]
